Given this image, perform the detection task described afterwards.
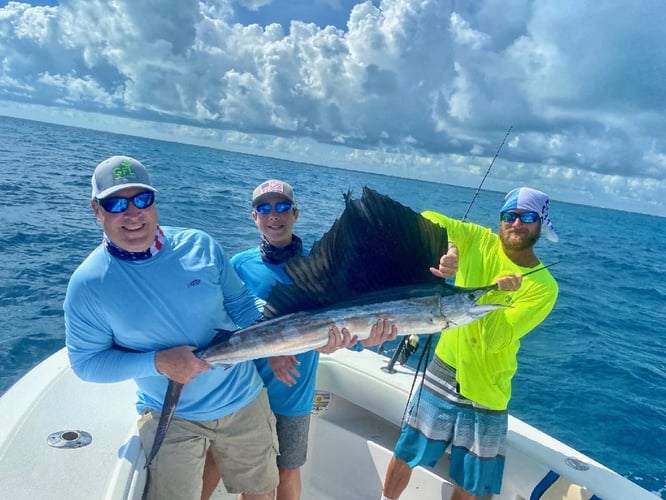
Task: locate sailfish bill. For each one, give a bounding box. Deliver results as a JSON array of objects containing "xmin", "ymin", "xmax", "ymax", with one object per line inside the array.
[{"xmin": 144, "ymin": 187, "xmax": 507, "ymax": 468}]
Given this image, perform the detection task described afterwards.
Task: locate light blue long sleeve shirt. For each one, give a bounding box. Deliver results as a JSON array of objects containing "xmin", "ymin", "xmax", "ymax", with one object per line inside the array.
[
  {"xmin": 230, "ymin": 246, "xmax": 320, "ymax": 417},
  {"xmin": 64, "ymin": 226, "xmax": 264, "ymax": 421}
]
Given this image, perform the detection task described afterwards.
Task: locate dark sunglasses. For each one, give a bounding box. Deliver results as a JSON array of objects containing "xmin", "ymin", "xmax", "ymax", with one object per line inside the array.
[
  {"xmin": 97, "ymin": 191, "xmax": 155, "ymax": 213},
  {"xmin": 254, "ymin": 201, "xmax": 294, "ymax": 214},
  {"xmin": 500, "ymin": 211, "xmax": 541, "ymax": 224}
]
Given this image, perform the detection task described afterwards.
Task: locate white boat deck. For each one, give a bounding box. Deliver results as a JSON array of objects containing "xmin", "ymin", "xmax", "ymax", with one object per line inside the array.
[
  {"xmin": 0, "ymin": 348, "xmax": 658, "ymax": 500},
  {"xmin": 0, "ymin": 348, "xmax": 144, "ymax": 500}
]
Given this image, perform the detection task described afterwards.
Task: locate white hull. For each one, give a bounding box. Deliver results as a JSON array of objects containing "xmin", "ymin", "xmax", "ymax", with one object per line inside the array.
[{"xmin": 0, "ymin": 347, "xmax": 657, "ymax": 499}]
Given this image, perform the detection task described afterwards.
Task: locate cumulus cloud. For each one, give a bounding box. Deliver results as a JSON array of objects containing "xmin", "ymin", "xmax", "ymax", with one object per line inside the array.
[{"xmin": 0, "ymin": 0, "xmax": 665, "ymax": 214}]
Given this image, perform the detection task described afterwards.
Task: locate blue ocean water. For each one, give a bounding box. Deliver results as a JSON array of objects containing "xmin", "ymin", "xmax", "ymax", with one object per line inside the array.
[{"xmin": 0, "ymin": 115, "xmax": 664, "ymax": 497}]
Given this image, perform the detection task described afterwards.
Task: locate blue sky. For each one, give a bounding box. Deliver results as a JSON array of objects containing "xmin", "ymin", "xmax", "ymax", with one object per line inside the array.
[{"xmin": 1, "ymin": 0, "xmax": 665, "ymax": 216}]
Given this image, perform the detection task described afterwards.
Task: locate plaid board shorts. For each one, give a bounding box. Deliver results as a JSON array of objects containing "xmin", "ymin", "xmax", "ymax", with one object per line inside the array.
[{"xmin": 393, "ymin": 357, "xmax": 508, "ymax": 497}]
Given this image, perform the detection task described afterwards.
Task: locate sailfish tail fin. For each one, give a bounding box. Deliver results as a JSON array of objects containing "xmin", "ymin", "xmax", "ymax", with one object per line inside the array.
[{"xmin": 263, "ymin": 186, "xmax": 448, "ymax": 318}]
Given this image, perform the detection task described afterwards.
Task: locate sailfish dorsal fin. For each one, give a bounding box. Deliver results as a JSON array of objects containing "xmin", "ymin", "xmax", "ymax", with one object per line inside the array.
[{"xmin": 262, "ymin": 186, "xmax": 448, "ymax": 318}]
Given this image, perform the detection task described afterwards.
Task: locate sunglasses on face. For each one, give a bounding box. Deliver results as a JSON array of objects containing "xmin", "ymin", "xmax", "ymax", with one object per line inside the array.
[
  {"xmin": 97, "ymin": 191, "xmax": 155, "ymax": 213},
  {"xmin": 500, "ymin": 211, "xmax": 541, "ymax": 224},
  {"xmin": 254, "ymin": 201, "xmax": 294, "ymax": 214}
]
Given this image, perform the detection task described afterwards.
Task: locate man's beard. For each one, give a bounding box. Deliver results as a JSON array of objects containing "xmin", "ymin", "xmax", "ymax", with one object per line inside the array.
[{"xmin": 500, "ymin": 226, "xmax": 541, "ymax": 251}]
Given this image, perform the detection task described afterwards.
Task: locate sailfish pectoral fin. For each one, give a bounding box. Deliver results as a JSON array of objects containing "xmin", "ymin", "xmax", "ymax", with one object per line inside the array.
[{"xmin": 144, "ymin": 379, "xmax": 184, "ymax": 468}]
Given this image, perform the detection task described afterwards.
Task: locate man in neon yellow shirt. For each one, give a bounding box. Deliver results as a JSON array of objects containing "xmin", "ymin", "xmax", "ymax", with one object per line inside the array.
[{"xmin": 382, "ymin": 187, "xmax": 559, "ymax": 500}]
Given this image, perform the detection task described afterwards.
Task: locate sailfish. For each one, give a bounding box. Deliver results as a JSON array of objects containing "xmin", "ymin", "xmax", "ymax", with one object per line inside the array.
[{"xmin": 144, "ymin": 186, "xmax": 506, "ymax": 467}]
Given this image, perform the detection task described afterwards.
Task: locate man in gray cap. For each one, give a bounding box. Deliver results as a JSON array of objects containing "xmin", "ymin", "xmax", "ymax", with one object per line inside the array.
[{"xmin": 65, "ymin": 156, "xmax": 281, "ymax": 499}]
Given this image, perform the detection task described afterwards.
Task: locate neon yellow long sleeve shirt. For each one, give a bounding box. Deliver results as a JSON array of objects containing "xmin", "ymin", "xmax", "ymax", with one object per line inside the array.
[{"xmin": 422, "ymin": 211, "xmax": 559, "ymax": 410}]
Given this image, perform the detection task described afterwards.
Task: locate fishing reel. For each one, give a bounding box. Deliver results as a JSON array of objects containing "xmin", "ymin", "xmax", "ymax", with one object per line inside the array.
[
  {"xmin": 382, "ymin": 334, "xmax": 420, "ymax": 374},
  {"xmin": 398, "ymin": 334, "xmax": 419, "ymax": 365}
]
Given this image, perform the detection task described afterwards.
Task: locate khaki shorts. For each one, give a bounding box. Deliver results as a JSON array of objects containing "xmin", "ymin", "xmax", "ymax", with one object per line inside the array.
[{"xmin": 138, "ymin": 389, "xmax": 279, "ymax": 499}]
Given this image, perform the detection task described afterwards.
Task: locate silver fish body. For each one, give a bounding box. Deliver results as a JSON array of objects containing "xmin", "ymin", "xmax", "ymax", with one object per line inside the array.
[{"xmin": 198, "ymin": 283, "xmax": 503, "ymax": 366}]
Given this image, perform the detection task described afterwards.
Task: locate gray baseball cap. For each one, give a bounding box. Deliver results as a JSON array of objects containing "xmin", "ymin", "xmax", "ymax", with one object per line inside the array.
[
  {"xmin": 91, "ymin": 155, "xmax": 157, "ymax": 199},
  {"xmin": 252, "ymin": 179, "xmax": 296, "ymax": 207}
]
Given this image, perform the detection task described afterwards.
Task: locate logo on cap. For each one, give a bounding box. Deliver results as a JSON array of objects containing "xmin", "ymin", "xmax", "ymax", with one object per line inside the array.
[
  {"xmin": 113, "ymin": 160, "xmax": 138, "ymax": 180},
  {"xmin": 261, "ymin": 180, "xmax": 286, "ymax": 194}
]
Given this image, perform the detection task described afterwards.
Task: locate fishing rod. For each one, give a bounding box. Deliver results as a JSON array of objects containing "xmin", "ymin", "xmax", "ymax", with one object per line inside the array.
[
  {"xmin": 461, "ymin": 125, "xmax": 513, "ymax": 222},
  {"xmin": 521, "ymin": 260, "xmax": 560, "ymax": 277}
]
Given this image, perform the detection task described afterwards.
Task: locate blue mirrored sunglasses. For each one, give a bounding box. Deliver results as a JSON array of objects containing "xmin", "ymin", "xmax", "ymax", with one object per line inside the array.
[
  {"xmin": 254, "ymin": 201, "xmax": 294, "ymax": 214},
  {"xmin": 500, "ymin": 211, "xmax": 540, "ymax": 224},
  {"xmin": 97, "ymin": 191, "xmax": 155, "ymax": 213}
]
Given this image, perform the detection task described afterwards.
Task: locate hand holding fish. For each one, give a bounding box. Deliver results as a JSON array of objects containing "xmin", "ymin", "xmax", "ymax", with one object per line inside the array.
[
  {"xmin": 430, "ymin": 243, "xmax": 459, "ymax": 279},
  {"xmin": 269, "ymin": 355, "xmax": 301, "ymax": 386},
  {"xmin": 154, "ymin": 345, "xmax": 210, "ymax": 384},
  {"xmin": 361, "ymin": 318, "xmax": 398, "ymax": 348},
  {"xmin": 495, "ymin": 273, "xmax": 522, "ymax": 291},
  {"xmin": 316, "ymin": 325, "xmax": 357, "ymax": 354}
]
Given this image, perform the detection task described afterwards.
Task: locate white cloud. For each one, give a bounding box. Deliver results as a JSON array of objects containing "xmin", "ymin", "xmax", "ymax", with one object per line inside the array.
[{"xmin": 0, "ymin": 0, "xmax": 665, "ymax": 215}]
